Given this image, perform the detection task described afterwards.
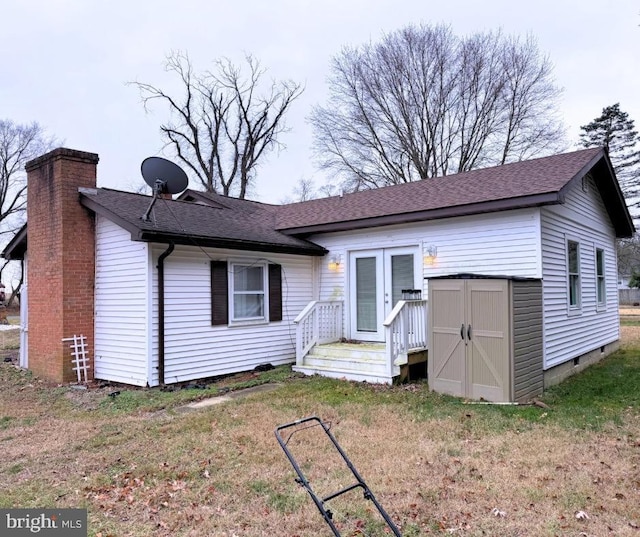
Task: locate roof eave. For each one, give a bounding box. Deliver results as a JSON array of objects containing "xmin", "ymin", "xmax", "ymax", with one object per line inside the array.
[
  {"xmin": 81, "ymin": 193, "xmax": 327, "ymax": 256},
  {"xmin": 80, "ymin": 193, "xmax": 147, "ymax": 238},
  {"xmin": 280, "ymin": 192, "xmax": 562, "ymax": 236},
  {"xmin": 136, "ymin": 230, "xmax": 327, "ymax": 256},
  {"xmin": 1, "ymin": 223, "xmax": 27, "ymax": 260}
]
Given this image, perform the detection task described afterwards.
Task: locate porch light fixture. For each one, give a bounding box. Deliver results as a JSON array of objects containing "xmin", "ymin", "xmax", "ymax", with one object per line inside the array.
[
  {"xmin": 327, "ymin": 254, "xmax": 342, "ymax": 271},
  {"xmin": 424, "ymin": 245, "xmax": 438, "ymax": 266}
]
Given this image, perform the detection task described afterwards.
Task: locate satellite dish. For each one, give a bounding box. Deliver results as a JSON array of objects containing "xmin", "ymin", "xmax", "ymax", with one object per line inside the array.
[
  {"xmin": 141, "ymin": 156, "xmax": 189, "ymax": 195},
  {"xmin": 140, "ymin": 157, "xmax": 188, "ymax": 222}
]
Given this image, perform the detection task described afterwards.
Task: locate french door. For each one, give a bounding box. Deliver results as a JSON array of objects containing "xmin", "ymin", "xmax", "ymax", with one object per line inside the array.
[{"xmin": 348, "ymin": 247, "xmax": 419, "ymax": 342}]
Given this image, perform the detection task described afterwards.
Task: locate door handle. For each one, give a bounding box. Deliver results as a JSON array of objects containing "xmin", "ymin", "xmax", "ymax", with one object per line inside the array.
[
  {"xmin": 467, "ymin": 325, "xmax": 472, "ymax": 341},
  {"xmin": 460, "ymin": 323, "xmax": 465, "ymax": 340}
]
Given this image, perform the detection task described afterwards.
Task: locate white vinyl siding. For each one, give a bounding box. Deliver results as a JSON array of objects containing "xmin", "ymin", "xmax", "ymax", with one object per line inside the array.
[
  {"xmin": 94, "ymin": 217, "xmax": 150, "ymax": 386},
  {"xmin": 312, "ymin": 207, "xmax": 542, "ymax": 302},
  {"xmin": 541, "ymin": 174, "xmax": 619, "ymax": 369},
  {"xmin": 149, "ymin": 245, "xmax": 314, "ymax": 386},
  {"xmin": 311, "ymin": 208, "xmax": 540, "ymax": 341}
]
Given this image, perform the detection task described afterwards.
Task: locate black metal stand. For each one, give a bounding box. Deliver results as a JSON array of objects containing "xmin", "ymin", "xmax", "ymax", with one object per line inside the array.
[{"xmin": 275, "ymin": 416, "xmax": 402, "ymax": 536}]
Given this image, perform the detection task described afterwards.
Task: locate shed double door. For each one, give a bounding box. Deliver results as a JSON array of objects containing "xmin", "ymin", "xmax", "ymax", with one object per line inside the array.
[{"xmin": 428, "ymin": 279, "xmax": 511, "ymax": 402}]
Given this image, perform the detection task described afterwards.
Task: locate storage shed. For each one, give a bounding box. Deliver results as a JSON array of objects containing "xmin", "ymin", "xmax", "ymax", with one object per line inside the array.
[{"xmin": 428, "ymin": 274, "xmax": 543, "ymax": 403}]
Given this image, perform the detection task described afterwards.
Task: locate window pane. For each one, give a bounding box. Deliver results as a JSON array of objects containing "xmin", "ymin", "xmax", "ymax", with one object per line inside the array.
[
  {"xmin": 234, "ymin": 294, "xmax": 264, "ymax": 318},
  {"xmin": 596, "ymin": 249, "xmax": 605, "ymax": 304},
  {"xmin": 597, "ymin": 278, "xmax": 605, "ymax": 304},
  {"xmin": 569, "ymin": 275, "xmax": 579, "ymax": 306},
  {"xmin": 234, "ymin": 266, "xmax": 264, "ymax": 291},
  {"xmin": 391, "ymin": 254, "xmax": 414, "ymax": 305},
  {"xmin": 567, "ymin": 241, "xmax": 580, "ymax": 307},
  {"xmin": 231, "ymin": 264, "xmax": 265, "ymax": 320},
  {"xmin": 356, "ymin": 257, "xmax": 377, "ymax": 332},
  {"xmin": 596, "ymin": 249, "xmax": 604, "ymax": 276},
  {"xmin": 568, "ymin": 241, "xmax": 579, "ymax": 273}
]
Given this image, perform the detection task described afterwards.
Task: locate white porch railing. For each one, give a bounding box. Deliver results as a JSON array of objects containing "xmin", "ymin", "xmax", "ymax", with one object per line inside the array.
[
  {"xmin": 293, "ymin": 301, "xmax": 343, "ymax": 365},
  {"xmin": 383, "ymin": 299, "xmax": 428, "ymax": 378}
]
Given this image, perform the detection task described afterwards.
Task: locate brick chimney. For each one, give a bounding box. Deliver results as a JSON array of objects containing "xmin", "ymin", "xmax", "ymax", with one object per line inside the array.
[{"xmin": 25, "ymin": 148, "xmax": 99, "ymax": 383}]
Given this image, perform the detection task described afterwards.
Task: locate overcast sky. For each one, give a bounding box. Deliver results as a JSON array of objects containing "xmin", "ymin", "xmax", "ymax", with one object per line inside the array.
[{"xmin": 2, "ymin": 0, "xmax": 639, "ymax": 204}]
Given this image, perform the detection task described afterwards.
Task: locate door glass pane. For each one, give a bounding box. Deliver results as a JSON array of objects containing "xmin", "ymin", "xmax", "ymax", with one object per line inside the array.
[
  {"xmin": 391, "ymin": 254, "xmax": 414, "ymax": 305},
  {"xmin": 356, "ymin": 257, "xmax": 377, "ymax": 332}
]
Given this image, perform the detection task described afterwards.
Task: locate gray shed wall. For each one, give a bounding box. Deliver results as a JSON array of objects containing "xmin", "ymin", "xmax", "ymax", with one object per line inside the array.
[{"xmin": 512, "ymin": 280, "xmax": 544, "ymax": 402}]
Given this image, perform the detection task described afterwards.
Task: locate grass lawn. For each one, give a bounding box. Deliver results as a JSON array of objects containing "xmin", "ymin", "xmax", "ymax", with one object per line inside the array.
[{"xmin": 0, "ymin": 327, "xmax": 638, "ymax": 536}]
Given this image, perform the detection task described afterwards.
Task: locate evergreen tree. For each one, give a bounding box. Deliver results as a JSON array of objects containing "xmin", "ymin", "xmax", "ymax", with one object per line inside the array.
[
  {"xmin": 628, "ymin": 269, "xmax": 640, "ymax": 289},
  {"xmin": 580, "ymin": 103, "xmax": 640, "ymax": 205}
]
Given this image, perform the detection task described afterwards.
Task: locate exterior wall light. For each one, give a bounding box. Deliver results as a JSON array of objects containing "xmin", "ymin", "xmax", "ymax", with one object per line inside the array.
[
  {"xmin": 424, "ymin": 245, "xmax": 438, "ymax": 266},
  {"xmin": 328, "ymin": 254, "xmax": 342, "ymax": 271}
]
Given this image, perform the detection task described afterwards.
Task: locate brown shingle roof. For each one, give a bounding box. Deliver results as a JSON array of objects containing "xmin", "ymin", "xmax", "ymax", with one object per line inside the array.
[
  {"xmin": 274, "ymin": 147, "xmax": 615, "ymax": 233},
  {"xmin": 79, "ymin": 189, "xmax": 326, "ymax": 256},
  {"xmin": 3, "ymin": 147, "xmax": 633, "ymax": 262},
  {"xmin": 176, "ymin": 147, "xmax": 632, "ymax": 238}
]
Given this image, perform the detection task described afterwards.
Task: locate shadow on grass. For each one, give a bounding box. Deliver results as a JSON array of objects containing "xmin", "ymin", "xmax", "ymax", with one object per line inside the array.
[
  {"xmin": 274, "ymin": 348, "xmax": 640, "ymax": 434},
  {"xmin": 539, "ymin": 348, "xmax": 640, "ymax": 429}
]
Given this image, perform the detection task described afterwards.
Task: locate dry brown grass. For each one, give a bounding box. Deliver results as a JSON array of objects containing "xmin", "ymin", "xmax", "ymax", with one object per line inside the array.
[
  {"xmin": 621, "ymin": 324, "xmax": 640, "ymax": 349},
  {"xmin": 0, "ymin": 324, "xmax": 638, "ymax": 536}
]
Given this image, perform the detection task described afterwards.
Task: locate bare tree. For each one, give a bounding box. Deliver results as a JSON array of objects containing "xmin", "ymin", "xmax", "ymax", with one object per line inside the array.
[
  {"xmin": 310, "ymin": 24, "xmax": 566, "ymax": 191},
  {"xmin": 280, "ymin": 177, "xmax": 318, "ymax": 204},
  {"xmin": 131, "ymin": 51, "xmax": 304, "ymax": 198},
  {"xmin": 617, "ymin": 234, "xmax": 640, "ymax": 276},
  {"xmin": 0, "ymin": 258, "xmax": 22, "ymax": 307},
  {"xmin": 0, "ymin": 120, "xmax": 55, "ymax": 303},
  {"xmin": 0, "ymin": 120, "xmax": 54, "ymax": 238}
]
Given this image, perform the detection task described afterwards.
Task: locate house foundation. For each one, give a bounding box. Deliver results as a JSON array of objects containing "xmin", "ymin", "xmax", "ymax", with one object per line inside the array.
[{"xmin": 543, "ymin": 340, "xmax": 620, "ymax": 388}]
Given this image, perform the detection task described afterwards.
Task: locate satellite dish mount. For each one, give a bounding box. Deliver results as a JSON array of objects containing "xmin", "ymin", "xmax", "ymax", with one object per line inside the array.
[{"xmin": 140, "ymin": 157, "xmax": 189, "ymax": 222}]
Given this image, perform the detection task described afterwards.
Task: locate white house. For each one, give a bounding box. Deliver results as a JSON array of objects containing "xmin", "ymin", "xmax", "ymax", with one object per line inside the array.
[{"xmin": 2, "ymin": 146, "xmax": 633, "ymax": 400}]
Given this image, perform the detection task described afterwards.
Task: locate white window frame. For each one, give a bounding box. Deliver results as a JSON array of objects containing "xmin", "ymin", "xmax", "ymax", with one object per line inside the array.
[
  {"xmin": 595, "ymin": 247, "xmax": 606, "ymax": 309},
  {"xmin": 567, "ymin": 239, "xmax": 581, "ymax": 311},
  {"xmin": 228, "ymin": 260, "xmax": 269, "ymax": 324}
]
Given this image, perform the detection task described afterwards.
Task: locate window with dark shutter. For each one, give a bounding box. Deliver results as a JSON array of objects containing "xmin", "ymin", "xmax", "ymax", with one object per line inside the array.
[
  {"xmin": 211, "ymin": 260, "xmax": 282, "ymax": 325},
  {"xmin": 211, "ymin": 261, "xmax": 229, "ymax": 325}
]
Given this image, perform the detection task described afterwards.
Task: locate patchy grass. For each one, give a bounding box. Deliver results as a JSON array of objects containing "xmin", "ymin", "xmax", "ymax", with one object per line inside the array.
[{"xmin": 0, "ymin": 331, "xmax": 639, "ymax": 536}]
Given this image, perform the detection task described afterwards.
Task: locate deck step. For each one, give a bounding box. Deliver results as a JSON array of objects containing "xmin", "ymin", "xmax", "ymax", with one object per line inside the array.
[
  {"xmin": 310, "ymin": 343, "xmax": 385, "ymax": 361},
  {"xmin": 293, "ymin": 364, "xmax": 393, "ymax": 384},
  {"xmin": 303, "ymin": 355, "xmax": 387, "ymax": 374},
  {"xmin": 296, "ymin": 342, "xmax": 392, "ymax": 384}
]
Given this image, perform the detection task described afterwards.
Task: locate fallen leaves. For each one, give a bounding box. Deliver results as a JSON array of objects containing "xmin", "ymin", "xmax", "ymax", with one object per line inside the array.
[{"xmin": 85, "ymin": 472, "xmax": 190, "ymax": 515}]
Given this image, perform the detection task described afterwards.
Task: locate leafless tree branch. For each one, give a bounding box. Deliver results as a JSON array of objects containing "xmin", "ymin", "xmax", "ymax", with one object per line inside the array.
[
  {"xmin": 130, "ymin": 51, "xmax": 303, "ymax": 198},
  {"xmin": 311, "ymin": 24, "xmax": 566, "ymax": 191}
]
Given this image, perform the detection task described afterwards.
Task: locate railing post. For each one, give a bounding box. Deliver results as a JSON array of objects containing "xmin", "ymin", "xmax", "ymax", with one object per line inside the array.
[
  {"xmin": 385, "ymin": 326, "xmax": 394, "ymax": 379},
  {"xmin": 294, "ymin": 301, "xmax": 344, "ymax": 366},
  {"xmin": 296, "ymin": 322, "xmax": 303, "ymax": 366},
  {"xmin": 312, "ymin": 308, "xmax": 319, "ymax": 348}
]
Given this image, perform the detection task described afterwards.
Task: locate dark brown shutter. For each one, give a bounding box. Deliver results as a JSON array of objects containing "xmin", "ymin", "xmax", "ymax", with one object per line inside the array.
[
  {"xmin": 211, "ymin": 261, "xmax": 228, "ymax": 325},
  {"xmin": 268, "ymin": 264, "xmax": 282, "ymax": 322}
]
